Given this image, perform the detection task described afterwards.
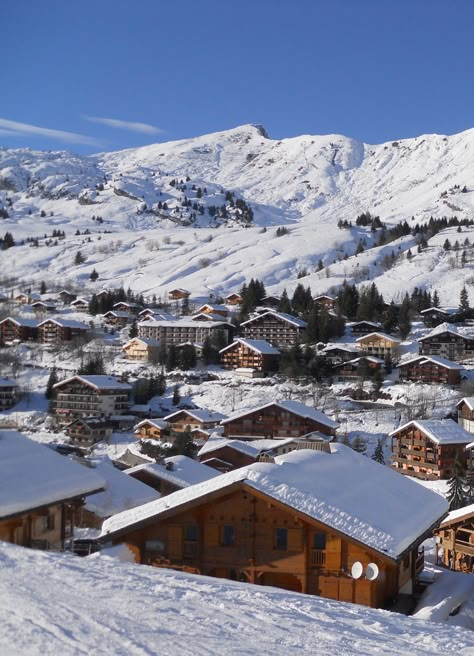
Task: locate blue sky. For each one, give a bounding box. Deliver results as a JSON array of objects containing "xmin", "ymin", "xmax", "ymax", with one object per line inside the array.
[{"xmin": 3, "ymin": 0, "xmax": 474, "ymax": 153}]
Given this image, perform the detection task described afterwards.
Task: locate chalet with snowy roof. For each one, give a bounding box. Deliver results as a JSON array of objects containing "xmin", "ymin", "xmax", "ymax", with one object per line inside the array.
[
  {"xmin": 420, "ymin": 307, "xmax": 457, "ymax": 327},
  {"xmin": 31, "ymin": 300, "xmax": 57, "ymax": 313},
  {"xmin": 398, "ymin": 355, "xmax": 462, "ymax": 386},
  {"xmin": 0, "ymin": 317, "xmax": 38, "ymax": 343},
  {"xmin": 0, "ymin": 378, "xmax": 18, "ymax": 410},
  {"xmin": 197, "ymin": 438, "xmax": 261, "ymax": 472},
  {"xmin": 58, "ymin": 290, "xmax": 77, "ymax": 305},
  {"xmin": 13, "ymin": 292, "xmax": 37, "ymax": 304},
  {"xmin": 191, "ymin": 312, "xmax": 226, "ymax": 322},
  {"xmin": 240, "ymin": 311, "xmax": 307, "ymax": 348},
  {"xmin": 37, "ymin": 318, "xmax": 89, "ymax": 344},
  {"xmin": 333, "ymin": 356, "xmax": 384, "ymax": 381},
  {"xmin": 356, "ymin": 332, "xmax": 401, "ymax": 359},
  {"xmin": 122, "ymin": 336, "xmax": 160, "ymax": 362},
  {"xmin": 418, "ymin": 323, "xmax": 474, "ymax": 361},
  {"xmin": 100, "ymin": 446, "xmax": 447, "ymax": 608},
  {"xmin": 261, "ymin": 295, "xmax": 281, "ymax": 309},
  {"xmin": 164, "ymin": 409, "xmax": 227, "ymax": 435},
  {"xmin": 220, "ymin": 338, "xmax": 280, "ymax": 373},
  {"xmin": 138, "ymin": 319, "xmax": 233, "ymax": 347},
  {"xmin": 456, "ymin": 398, "xmax": 474, "ymax": 434},
  {"xmin": 348, "ymin": 321, "xmax": 382, "ymax": 337},
  {"xmin": 222, "ymin": 400, "xmax": 338, "ymax": 440},
  {"xmin": 435, "ymin": 504, "xmax": 474, "ymax": 572},
  {"xmin": 113, "ymin": 301, "xmax": 143, "ymax": 315},
  {"xmin": 0, "ymin": 430, "xmax": 104, "ymax": 551},
  {"xmin": 134, "ymin": 418, "xmax": 169, "ymax": 440},
  {"xmin": 138, "ymin": 309, "xmax": 176, "ymax": 321},
  {"xmin": 225, "ymin": 292, "xmax": 242, "ymax": 305},
  {"xmin": 103, "ymin": 310, "xmax": 133, "ymax": 328},
  {"xmin": 169, "ymin": 288, "xmax": 190, "ymax": 300},
  {"xmin": 196, "ymin": 304, "xmax": 229, "ymax": 318},
  {"xmin": 126, "ymin": 456, "xmax": 220, "ymax": 496},
  {"xmin": 390, "ymin": 419, "xmax": 473, "ymax": 480},
  {"xmin": 70, "ymin": 297, "xmax": 90, "ymax": 312},
  {"xmin": 76, "ymin": 458, "xmax": 160, "ymax": 530},
  {"xmin": 313, "ymin": 294, "xmax": 336, "ymax": 309},
  {"xmin": 320, "ymin": 344, "xmax": 360, "ymax": 365},
  {"xmin": 65, "ymin": 417, "xmax": 113, "ymax": 447},
  {"xmin": 53, "ymin": 375, "xmax": 132, "ymax": 425}
]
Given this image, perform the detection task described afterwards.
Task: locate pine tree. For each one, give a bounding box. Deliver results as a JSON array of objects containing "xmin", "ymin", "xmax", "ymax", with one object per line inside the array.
[
  {"xmin": 129, "ymin": 320, "xmax": 138, "ymax": 338},
  {"xmin": 278, "ymin": 289, "xmax": 292, "ymax": 314},
  {"xmin": 432, "ymin": 290, "xmax": 440, "ymax": 308},
  {"xmin": 74, "ymin": 250, "xmax": 85, "ymax": 265},
  {"xmin": 45, "ymin": 367, "xmax": 59, "ymax": 401},
  {"xmin": 178, "ymin": 344, "xmax": 197, "ymax": 370},
  {"xmin": 351, "ymin": 434, "xmax": 368, "ymax": 455},
  {"xmin": 459, "ymin": 285, "xmax": 470, "ymax": 314},
  {"xmin": 40, "ymin": 281, "xmax": 47, "ymax": 294},
  {"xmin": 447, "ymin": 456, "xmax": 468, "ymax": 510},
  {"xmin": 398, "ymin": 293, "xmax": 411, "ymax": 339},
  {"xmin": 90, "ymin": 268, "xmax": 99, "ymax": 281},
  {"xmin": 172, "ymin": 384, "xmax": 181, "ymax": 406},
  {"xmin": 371, "ymin": 438, "xmax": 385, "ymax": 464},
  {"xmin": 166, "ymin": 344, "xmax": 177, "ymax": 371}
]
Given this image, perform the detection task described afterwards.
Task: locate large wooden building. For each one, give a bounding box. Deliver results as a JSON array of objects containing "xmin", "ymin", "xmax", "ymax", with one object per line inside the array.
[
  {"xmin": 398, "ymin": 355, "xmax": 462, "ymax": 386},
  {"xmin": 126, "ymin": 455, "xmax": 220, "ymax": 497},
  {"xmin": 390, "ymin": 419, "xmax": 473, "ymax": 480},
  {"xmin": 37, "ymin": 318, "xmax": 89, "ymax": 344},
  {"xmin": 164, "ymin": 409, "xmax": 227, "ymax": 435},
  {"xmin": 333, "ymin": 356, "xmax": 384, "ymax": 381},
  {"xmin": 64, "ymin": 417, "xmax": 113, "ymax": 447},
  {"xmin": 435, "ymin": 504, "xmax": 474, "ymax": 572},
  {"xmin": 122, "ymin": 336, "xmax": 160, "ymax": 361},
  {"xmin": 0, "ymin": 317, "xmax": 38, "ymax": 343},
  {"xmin": 0, "ymin": 377, "xmax": 18, "ymax": 410},
  {"xmin": 222, "ymin": 400, "xmax": 339, "ymax": 440},
  {"xmin": 100, "ymin": 447, "xmax": 448, "ymax": 609},
  {"xmin": 418, "ymin": 323, "xmax": 474, "ymax": 361},
  {"xmin": 356, "ymin": 332, "xmax": 401, "ymax": 359},
  {"xmin": 220, "ymin": 338, "xmax": 280, "ymax": 373},
  {"xmin": 240, "ymin": 311, "xmax": 307, "ymax": 348},
  {"xmin": 0, "ymin": 430, "xmax": 104, "ymax": 551},
  {"xmin": 53, "ymin": 375, "xmax": 132, "ymax": 425},
  {"xmin": 457, "ymin": 397, "xmax": 474, "ymax": 434}
]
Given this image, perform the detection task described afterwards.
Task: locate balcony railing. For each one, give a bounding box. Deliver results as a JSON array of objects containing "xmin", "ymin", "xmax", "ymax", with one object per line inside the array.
[{"xmin": 311, "ymin": 549, "xmax": 326, "ymax": 566}]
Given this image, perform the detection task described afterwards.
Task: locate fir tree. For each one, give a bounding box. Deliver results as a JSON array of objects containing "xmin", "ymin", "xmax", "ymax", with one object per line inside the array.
[
  {"xmin": 45, "ymin": 367, "xmax": 58, "ymax": 401},
  {"xmin": 432, "ymin": 290, "xmax": 440, "ymax": 308},
  {"xmin": 351, "ymin": 434, "xmax": 368, "ymax": 455},
  {"xmin": 371, "ymin": 438, "xmax": 385, "ymax": 464},
  {"xmin": 40, "ymin": 281, "xmax": 47, "ymax": 294},
  {"xmin": 90, "ymin": 268, "xmax": 99, "ymax": 281},
  {"xmin": 74, "ymin": 250, "xmax": 86, "ymax": 265},
  {"xmin": 129, "ymin": 320, "xmax": 138, "ymax": 338},
  {"xmin": 459, "ymin": 285, "xmax": 470, "ymax": 315},
  {"xmin": 398, "ymin": 293, "xmax": 412, "ymax": 339},
  {"xmin": 278, "ymin": 289, "xmax": 292, "ymax": 314},
  {"xmin": 447, "ymin": 456, "xmax": 468, "ymax": 510},
  {"xmin": 172, "ymin": 384, "xmax": 181, "ymax": 406}
]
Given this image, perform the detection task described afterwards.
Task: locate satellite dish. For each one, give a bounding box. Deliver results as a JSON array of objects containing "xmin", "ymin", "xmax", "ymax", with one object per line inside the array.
[
  {"xmin": 351, "ymin": 561, "xmax": 363, "ymax": 579},
  {"xmin": 366, "ymin": 563, "xmax": 379, "ymax": 581}
]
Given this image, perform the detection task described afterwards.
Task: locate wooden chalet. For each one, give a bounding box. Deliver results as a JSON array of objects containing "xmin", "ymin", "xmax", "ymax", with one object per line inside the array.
[
  {"xmin": 53, "ymin": 375, "xmax": 132, "ymax": 425},
  {"xmin": 435, "ymin": 504, "xmax": 474, "ymax": 572},
  {"xmin": 138, "ymin": 309, "xmax": 176, "ymax": 321},
  {"xmin": 457, "ymin": 398, "xmax": 474, "ymax": 434},
  {"xmin": 219, "ymin": 338, "xmax": 280, "ymax": 373},
  {"xmin": 320, "ymin": 344, "xmax": 360, "ymax": 365},
  {"xmin": 260, "ymin": 295, "xmax": 281, "ymax": 309},
  {"xmin": 138, "ymin": 319, "xmax": 233, "ymax": 347},
  {"xmin": 197, "ymin": 304, "xmax": 229, "ymax": 318},
  {"xmin": 134, "ymin": 418, "xmax": 169, "ymax": 440},
  {"xmin": 31, "ymin": 300, "xmax": 57, "ymax": 314},
  {"xmin": 103, "ymin": 310, "xmax": 133, "ymax": 328},
  {"xmin": 37, "ymin": 318, "xmax": 89, "ymax": 344},
  {"xmin": 349, "ymin": 321, "xmax": 382, "ymax": 337},
  {"xmin": 113, "ymin": 302, "xmax": 143, "ymax": 315},
  {"xmin": 225, "ymin": 292, "xmax": 242, "ymax": 306},
  {"xmin": 0, "ymin": 430, "xmax": 104, "ymax": 551},
  {"xmin": 333, "ymin": 356, "xmax": 384, "ymax": 381},
  {"xmin": 191, "ymin": 312, "xmax": 225, "ymax": 322},
  {"xmin": 0, "ymin": 378, "xmax": 18, "ymax": 410},
  {"xmin": 169, "ymin": 289, "xmax": 191, "ymax": 301},
  {"xmin": 0, "ymin": 317, "xmax": 38, "ymax": 343},
  {"xmin": 240, "ymin": 311, "xmax": 307, "ymax": 348},
  {"xmin": 122, "ymin": 336, "xmax": 160, "ymax": 361},
  {"xmin": 222, "ymin": 399, "xmax": 339, "ymax": 440},
  {"xmin": 100, "ymin": 447, "xmax": 448, "ymax": 609},
  {"xmin": 58, "ymin": 290, "xmax": 77, "ymax": 305},
  {"xmin": 14, "ymin": 292, "xmax": 33, "ymax": 304},
  {"xmin": 418, "ymin": 323, "xmax": 474, "ymax": 361},
  {"xmin": 164, "ymin": 409, "xmax": 227, "ymax": 435},
  {"xmin": 65, "ymin": 417, "xmax": 113, "ymax": 447},
  {"xmin": 197, "ymin": 439, "xmax": 261, "ymax": 472},
  {"xmin": 398, "ymin": 355, "xmax": 462, "ymax": 386},
  {"xmin": 313, "ymin": 295, "xmax": 336, "ymax": 309},
  {"xmin": 356, "ymin": 332, "xmax": 401, "ymax": 359},
  {"xmin": 126, "ymin": 456, "xmax": 220, "ymax": 496},
  {"xmin": 390, "ymin": 419, "xmax": 473, "ymax": 480},
  {"xmin": 420, "ymin": 307, "xmax": 457, "ymax": 328},
  {"xmin": 70, "ymin": 297, "xmax": 90, "ymax": 312}
]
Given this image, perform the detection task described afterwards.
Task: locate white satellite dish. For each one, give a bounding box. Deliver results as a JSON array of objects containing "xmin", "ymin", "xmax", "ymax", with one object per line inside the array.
[
  {"xmin": 366, "ymin": 563, "xmax": 379, "ymax": 581},
  {"xmin": 351, "ymin": 561, "xmax": 363, "ymax": 579}
]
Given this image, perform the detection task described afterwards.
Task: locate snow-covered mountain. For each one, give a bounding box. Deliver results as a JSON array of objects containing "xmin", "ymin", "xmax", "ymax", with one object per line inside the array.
[{"xmin": 1, "ymin": 124, "xmax": 474, "ymax": 303}]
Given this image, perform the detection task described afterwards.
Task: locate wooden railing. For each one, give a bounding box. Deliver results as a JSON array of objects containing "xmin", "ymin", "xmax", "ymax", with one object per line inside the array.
[{"xmin": 311, "ymin": 549, "xmax": 326, "ymax": 566}]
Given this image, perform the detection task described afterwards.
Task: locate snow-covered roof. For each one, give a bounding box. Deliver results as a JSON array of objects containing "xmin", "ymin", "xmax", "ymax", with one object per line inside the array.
[
  {"xmin": 389, "ymin": 419, "xmax": 474, "ymax": 445},
  {"xmin": 247, "ymin": 438, "xmax": 298, "ymax": 451},
  {"xmin": 164, "ymin": 408, "xmax": 227, "ymax": 423},
  {"xmin": 0, "ymin": 317, "xmax": 38, "ymax": 327},
  {"xmin": 103, "ymin": 311, "xmax": 131, "ymax": 318},
  {"xmin": 321, "ymin": 343, "xmax": 360, "ymax": 354},
  {"xmin": 0, "ymin": 377, "xmax": 17, "ymax": 387},
  {"xmin": 439, "ymin": 503, "xmax": 474, "ymax": 528},
  {"xmin": 101, "ymin": 445, "xmax": 447, "ymax": 561},
  {"xmin": 54, "ymin": 375, "xmax": 132, "ymax": 391},
  {"xmin": 347, "ymin": 320, "xmax": 382, "ymax": 328},
  {"xmin": 219, "ymin": 338, "xmax": 280, "ymax": 355},
  {"xmin": 138, "ymin": 310, "xmax": 176, "ymax": 321},
  {"xmin": 191, "ymin": 312, "xmax": 226, "ymax": 322},
  {"xmin": 399, "ymin": 355, "xmax": 462, "ymax": 370},
  {"xmin": 71, "ymin": 297, "xmax": 90, "ymax": 305},
  {"xmin": 123, "ymin": 336, "xmax": 160, "ymax": 347},
  {"xmin": 241, "ymin": 311, "xmax": 307, "ymax": 329},
  {"xmin": 84, "ymin": 458, "xmax": 160, "ymax": 518},
  {"xmin": 221, "ymin": 399, "xmax": 339, "ymax": 430},
  {"xmin": 197, "ymin": 438, "xmax": 261, "ymax": 458},
  {"xmin": 335, "ymin": 356, "xmax": 384, "ymax": 367},
  {"xmin": 197, "ymin": 304, "xmax": 229, "ymax": 312},
  {"xmin": 0, "ymin": 430, "xmax": 105, "ymax": 518},
  {"xmin": 38, "ymin": 318, "xmax": 89, "ymax": 329},
  {"xmin": 126, "ymin": 455, "xmax": 220, "ymax": 489},
  {"xmin": 457, "ymin": 397, "xmax": 474, "ymax": 411},
  {"xmin": 135, "ymin": 418, "xmax": 168, "ymax": 430},
  {"xmin": 418, "ymin": 322, "xmax": 464, "ymax": 341},
  {"xmin": 420, "ymin": 307, "xmax": 453, "ymax": 315},
  {"xmin": 356, "ymin": 332, "xmax": 401, "ymax": 344},
  {"xmin": 138, "ymin": 319, "xmax": 231, "ymax": 329}
]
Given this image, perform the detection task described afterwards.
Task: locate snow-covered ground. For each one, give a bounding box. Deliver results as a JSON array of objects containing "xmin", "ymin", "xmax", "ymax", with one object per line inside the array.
[{"xmin": 0, "ymin": 541, "xmax": 473, "ymax": 656}]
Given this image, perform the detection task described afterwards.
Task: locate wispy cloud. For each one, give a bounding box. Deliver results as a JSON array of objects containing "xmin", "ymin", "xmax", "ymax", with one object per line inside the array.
[
  {"xmin": 83, "ymin": 115, "xmax": 164, "ymax": 135},
  {"xmin": 0, "ymin": 118, "xmax": 101, "ymax": 147}
]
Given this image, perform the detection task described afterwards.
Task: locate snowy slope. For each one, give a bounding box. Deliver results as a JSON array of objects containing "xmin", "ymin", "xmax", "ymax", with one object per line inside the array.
[
  {"xmin": 0, "ymin": 541, "xmax": 473, "ymax": 656},
  {"xmin": 1, "ymin": 124, "xmax": 474, "ymax": 302}
]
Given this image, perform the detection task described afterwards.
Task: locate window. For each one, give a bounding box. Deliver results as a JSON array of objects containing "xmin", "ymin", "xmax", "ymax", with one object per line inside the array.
[
  {"xmin": 43, "ymin": 513, "xmax": 55, "ymax": 531},
  {"xmin": 274, "ymin": 528, "xmax": 288, "ymax": 550},
  {"xmin": 185, "ymin": 525, "xmax": 198, "ymax": 541},
  {"xmin": 313, "ymin": 532, "xmax": 326, "ymax": 550},
  {"xmin": 222, "ymin": 525, "xmax": 235, "ymax": 547}
]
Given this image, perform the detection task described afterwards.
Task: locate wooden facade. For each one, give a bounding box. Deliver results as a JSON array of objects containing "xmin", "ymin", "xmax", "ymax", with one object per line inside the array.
[
  {"xmin": 0, "ymin": 378, "xmax": 18, "ymax": 410},
  {"xmin": 0, "ymin": 317, "xmax": 38, "ymax": 343},
  {"xmin": 420, "ymin": 307, "xmax": 454, "ymax": 327},
  {"xmin": 222, "ymin": 401, "xmax": 338, "ymax": 440},
  {"xmin": 435, "ymin": 506, "xmax": 474, "ymax": 572},
  {"xmin": 102, "ymin": 483, "xmax": 423, "ymax": 609},
  {"xmin": 134, "ymin": 419, "xmax": 168, "ymax": 440},
  {"xmin": 103, "ymin": 311, "xmax": 132, "ymax": 328},
  {"xmin": 165, "ymin": 410, "xmax": 224, "ymax": 434},
  {"xmin": 457, "ymin": 398, "xmax": 474, "ymax": 434},
  {"xmin": 197, "ymin": 304, "xmax": 229, "ymax": 317},
  {"xmin": 0, "ymin": 502, "xmax": 75, "ymax": 551},
  {"xmin": 419, "ymin": 328, "xmax": 474, "ymax": 361},
  {"xmin": 65, "ymin": 417, "xmax": 113, "ymax": 447},
  {"xmin": 333, "ymin": 356, "xmax": 383, "ymax": 381},
  {"xmin": 349, "ymin": 321, "xmax": 382, "ymax": 337},
  {"xmin": 220, "ymin": 339, "xmax": 280, "ymax": 373},
  {"xmin": 390, "ymin": 420, "xmax": 471, "ymax": 480},
  {"xmin": 225, "ymin": 293, "xmax": 242, "ymax": 306},
  {"xmin": 122, "ymin": 337, "xmax": 160, "ymax": 362},
  {"xmin": 398, "ymin": 356, "xmax": 461, "ymax": 386},
  {"xmin": 138, "ymin": 319, "xmax": 233, "ymax": 347},
  {"xmin": 37, "ymin": 319, "xmax": 89, "ymax": 344},
  {"xmin": 198, "ymin": 444, "xmax": 258, "ymax": 472},
  {"xmin": 169, "ymin": 289, "xmax": 191, "ymax": 300},
  {"xmin": 313, "ymin": 295, "xmax": 336, "ymax": 309},
  {"xmin": 356, "ymin": 332, "xmax": 401, "ymax": 359},
  {"xmin": 240, "ymin": 312, "xmax": 306, "ymax": 348},
  {"xmin": 53, "ymin": 376, "xmax": 131, "ymax": 425}
]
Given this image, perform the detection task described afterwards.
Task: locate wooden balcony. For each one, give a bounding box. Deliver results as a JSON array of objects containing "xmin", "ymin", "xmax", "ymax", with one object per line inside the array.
[
  {"xmin": 454, "ymin": 540, "xmax": 474, "ymax": 557},
  {"xmin": 310, "ymin": 549, "xmax": 326, "ymax": 567}
]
